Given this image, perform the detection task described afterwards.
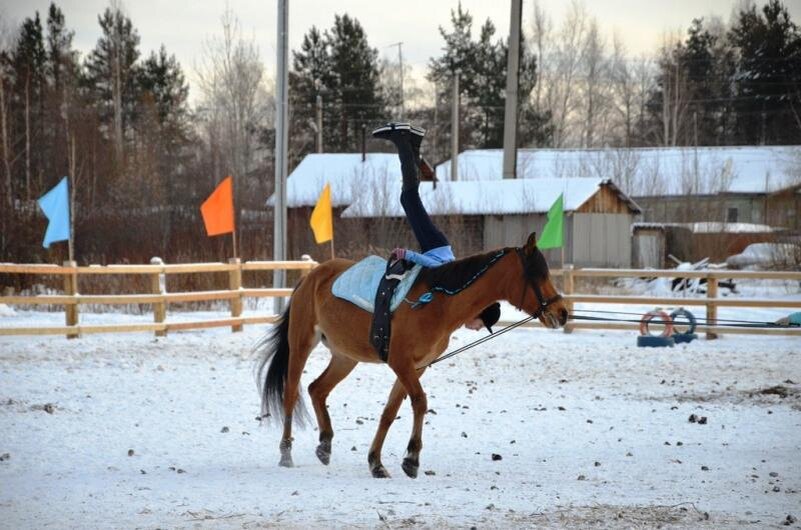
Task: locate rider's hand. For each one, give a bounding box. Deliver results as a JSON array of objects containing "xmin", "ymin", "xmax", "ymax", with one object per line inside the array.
[{"xmin": 391, "ymin": 248, "xmax": 407, "ymax": 261}]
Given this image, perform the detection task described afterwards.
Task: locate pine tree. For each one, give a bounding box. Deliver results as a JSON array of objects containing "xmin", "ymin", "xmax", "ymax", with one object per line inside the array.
[
  {"xmin": 327, "ymin": 14, "xmax": 386, "ymax": 152},
  {"xmin": 291, "ymin": 15, "xmax": 386, "ymax": 154},
  {"xmin": 84, "ymin": 5, "xmax": 141, "ymax": 157},
  {"xmin": 290, "ymin": 25, "xmax": 334, "ymax": 158},
  {"xmin": 729, "ymin": 0, "xmax": 801, "ymax": 145},
  {"xmin": 45, "ymin": 3, "xmax": 80, "ymax": 185},
  {"xmin": 428, "ymin": 3, "xmax": 550, "ymax": 149},
  {"xmin": 11, "ymin": 12, "xmax": 47, "ymax": 199}
]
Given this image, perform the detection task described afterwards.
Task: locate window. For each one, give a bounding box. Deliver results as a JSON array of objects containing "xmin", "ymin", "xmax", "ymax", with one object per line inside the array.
[{"xmin": 727, "ymin": 207, "xmax": 738, "ymax": 223}]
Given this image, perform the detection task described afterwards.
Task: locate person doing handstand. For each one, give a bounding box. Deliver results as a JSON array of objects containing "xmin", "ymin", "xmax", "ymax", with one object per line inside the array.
[{"xmin": 371, "ymin": 122, "xmax": 500, "ymax": 332}]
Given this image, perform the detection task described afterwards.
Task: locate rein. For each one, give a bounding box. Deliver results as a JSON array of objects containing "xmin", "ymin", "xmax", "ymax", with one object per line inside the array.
[
  {"xmin": 421, "ymin": 246, "xmax": 563, "ymax": 369},
  {"xmin": 423, "ymin": 314, "xmax": 536, "ymax": 368}
]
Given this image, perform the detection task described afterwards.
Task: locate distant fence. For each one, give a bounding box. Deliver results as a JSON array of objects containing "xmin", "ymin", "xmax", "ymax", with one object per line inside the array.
[
  {"xmin": 551, "ymin": 266, "xmax": 801, "ymax": 339},
  {"xmin": 0, "ymin": 258, "xmax": 317, "ymax": 338},
  {"xmin": 1, "ymin": 261, "xmax": 800, "ymax": 339}
]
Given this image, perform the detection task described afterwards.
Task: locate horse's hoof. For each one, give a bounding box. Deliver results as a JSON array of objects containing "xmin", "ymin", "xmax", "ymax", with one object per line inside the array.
[
  {"xmin": 402, "ymin": 457, "xmax": 419, "ymax": 478},
  {"xmin": 371, "ymin": 465, "xmax": 391, "ymax": 478},
  {"xmin": 279, "ymin": 456, "xmax": 294, "ymax": 468},
  {"xmin": 316, "ymin": 443, "xmax": 331, "ymax": 465}
]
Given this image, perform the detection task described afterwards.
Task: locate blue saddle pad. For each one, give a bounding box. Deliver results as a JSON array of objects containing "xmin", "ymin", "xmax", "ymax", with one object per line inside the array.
[{"xmin": 332, "ymin": 256, "xmax": 423, "ymax": 313}]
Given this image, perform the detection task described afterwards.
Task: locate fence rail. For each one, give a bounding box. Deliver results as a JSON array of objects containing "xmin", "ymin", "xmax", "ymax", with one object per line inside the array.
[
  {"xmin": 553, "ymin": 266, "xmax": 801, "ymax": 338},
  {"xmin": 1, "ymin": 261, "xmax": 799, "ymax": 339},
  {"xmin": 0, "ymin": 258, "xmax": 316, "ymax": 338}
]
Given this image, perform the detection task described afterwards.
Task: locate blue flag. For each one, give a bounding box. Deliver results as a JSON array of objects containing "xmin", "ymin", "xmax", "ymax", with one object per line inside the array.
[{"xmin": 37, "ymin": 177, "xmax": 71, "ymax": 248}]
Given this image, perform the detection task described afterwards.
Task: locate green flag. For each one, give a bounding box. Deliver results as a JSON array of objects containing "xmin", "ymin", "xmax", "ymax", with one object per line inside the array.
[{"xmin": 538, "ymin": 194, "xmax": 563, "ymax": 249}]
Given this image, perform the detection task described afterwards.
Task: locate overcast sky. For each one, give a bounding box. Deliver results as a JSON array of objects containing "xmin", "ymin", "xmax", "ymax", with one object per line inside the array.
[{"xmin": 4, "ymin": 0, "xmax": 800, "ymax": 98}]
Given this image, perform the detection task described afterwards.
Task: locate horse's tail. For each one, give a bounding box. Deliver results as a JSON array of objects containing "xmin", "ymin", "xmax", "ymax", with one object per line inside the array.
[{"xmin": 255, "ymin": 279, "xmax": 311, "ymax": 426}]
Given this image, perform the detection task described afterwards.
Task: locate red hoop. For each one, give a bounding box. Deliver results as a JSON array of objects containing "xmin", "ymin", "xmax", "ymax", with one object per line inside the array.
[{"xmin": 639, "ymin": 310, "xmax": 674, "ymax": 337}]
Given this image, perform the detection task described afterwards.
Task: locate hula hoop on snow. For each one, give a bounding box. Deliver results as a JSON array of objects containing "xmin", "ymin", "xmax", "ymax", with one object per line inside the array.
[{"xmin": 639, "ymin": 310, "xmax": 674, "ymax": 337}]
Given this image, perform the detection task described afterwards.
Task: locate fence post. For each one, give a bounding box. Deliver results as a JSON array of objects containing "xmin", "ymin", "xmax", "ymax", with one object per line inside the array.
[
  {"xmin": 229, "ymin": 257, "xmax": 243, "ymax": 332},
  {"xmin": 300, "ymin": 254, "xmax": 313, "ymax": 278},
  {"xmin": 63, "ymin": 260, "xmax": 79, "ymax": 338},
  {"xmin": 706, "ymin": 274, "xmax": 719, "ymax": 340},
  {"xmin": 563, "ymin": 264, "xmax": 575, "ymax": 334},
  {"xmin": 150, "ymin": 257, "xmax": 167, "ymax": 337}
]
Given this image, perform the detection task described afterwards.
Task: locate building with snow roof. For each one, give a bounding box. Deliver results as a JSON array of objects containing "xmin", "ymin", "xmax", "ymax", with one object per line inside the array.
[
  {"xmin": 434, "ymin": 145, "xmax": 800, "ymax": 227},
  {"xmin": 342, "ymin": 176, "xmax": 640, "ymax": 267},
  {"xmin": 267, "ymin": 153, "xmax": 640, "ymax": 266}
]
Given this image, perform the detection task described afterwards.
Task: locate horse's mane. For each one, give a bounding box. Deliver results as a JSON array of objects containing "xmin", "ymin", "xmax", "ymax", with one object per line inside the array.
[{"xmin": 418, "ymin": 248, "xmax": 510, "ymax": 292}]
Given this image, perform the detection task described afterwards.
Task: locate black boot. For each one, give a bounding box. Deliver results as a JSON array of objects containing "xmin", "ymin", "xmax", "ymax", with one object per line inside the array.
[
  {"xmin": 372, "ymin": 122, "xmax": 426, "ymax": 191},
  {"xmin": 372, "ymin": 122, "xmax": 425, "ymax": 159}
]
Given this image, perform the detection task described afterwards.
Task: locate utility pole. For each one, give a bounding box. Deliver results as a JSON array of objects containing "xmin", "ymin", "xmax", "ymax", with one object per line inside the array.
[
  {"xmin": 274, "ymin": 0, "xmax": 289, "ymax": 313},
  {"xmin": 388, "ymin": 42, "xmax": 404, "ymax": 119},
  {"xmin": 451, "ymin": 70, "xmax": 460, "ymax": 181},
  {"xmin": 316, "ymin": 94, "xmax": 323, "ymax": 153},
  {"xmin": 502, "ymin": 0, "xmax": 522, "ymax": 179}
]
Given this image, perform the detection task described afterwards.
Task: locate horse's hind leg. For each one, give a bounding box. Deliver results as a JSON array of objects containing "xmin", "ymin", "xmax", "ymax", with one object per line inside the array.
[
  {"xmin": 368, "ymin": 378, "xmax": 408, "ymax": 478},
  {"xmin": 279, "ymin": 314, "xmax": 319, "ymax": 468},
  {"xmin": 308, "ymin": 352, "xmax": 357, "ymax": 465},
  {"xmin": 389, "ymin": 363, "xmax": 428, "ymax": 479}
]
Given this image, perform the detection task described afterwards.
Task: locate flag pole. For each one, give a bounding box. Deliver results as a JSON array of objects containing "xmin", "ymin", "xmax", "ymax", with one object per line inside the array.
[
  {"xmin": 232, "ymin": 229, "xmax": 238, "ymax": 260},
  {"xmin": 329, "ymin": 237, "xmax": 335, "ymax": 260}
]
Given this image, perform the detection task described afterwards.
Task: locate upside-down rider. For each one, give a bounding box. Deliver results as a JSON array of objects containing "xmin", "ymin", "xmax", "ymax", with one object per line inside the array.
[{"xmin": 372, "ymin": 122, "xmax": 501, "ymax": 333}]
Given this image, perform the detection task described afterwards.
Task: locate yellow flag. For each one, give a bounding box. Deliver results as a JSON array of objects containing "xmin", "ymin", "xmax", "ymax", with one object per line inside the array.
[{"xmin": 310, "ymin": 183, "xmax": 333, "ymax": 243}]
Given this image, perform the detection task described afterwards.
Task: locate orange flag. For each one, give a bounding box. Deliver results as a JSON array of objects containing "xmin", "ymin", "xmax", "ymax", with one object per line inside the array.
[
  {"xmin": 201, "ymin": 176, "xmax": 235, "ymax": 236},
  {"xmin": 309, "ymin": 183, "xmax": 333, "ymax": 243}
]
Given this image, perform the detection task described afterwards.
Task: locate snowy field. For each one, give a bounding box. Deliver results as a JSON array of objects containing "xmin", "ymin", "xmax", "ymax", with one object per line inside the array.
[{"xmin": 1, "ymin": 303, "xmax": 800, "ymax": 529}]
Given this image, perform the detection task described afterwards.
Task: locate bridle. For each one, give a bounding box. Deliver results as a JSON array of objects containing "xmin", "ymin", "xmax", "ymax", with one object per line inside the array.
[{"xmin": 515, "ymin": 247, "xmax": 563, "ymax": 319}]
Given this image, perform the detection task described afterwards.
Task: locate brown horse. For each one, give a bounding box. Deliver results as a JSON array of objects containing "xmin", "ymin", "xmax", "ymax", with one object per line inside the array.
[{"xmin": 256, "ymin": 232, "xmax": 568, "ymax": 478}]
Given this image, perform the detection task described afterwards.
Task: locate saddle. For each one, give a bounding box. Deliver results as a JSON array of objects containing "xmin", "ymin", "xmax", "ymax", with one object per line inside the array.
[{"xmin": 331, "ymin": 256, "xmax": 422, "ymax": 362}]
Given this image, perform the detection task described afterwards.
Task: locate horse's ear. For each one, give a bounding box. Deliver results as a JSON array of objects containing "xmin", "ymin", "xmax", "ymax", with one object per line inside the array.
[{"xmin": 523, "ymin": 232, "xmax": 538, "ymax": 254}]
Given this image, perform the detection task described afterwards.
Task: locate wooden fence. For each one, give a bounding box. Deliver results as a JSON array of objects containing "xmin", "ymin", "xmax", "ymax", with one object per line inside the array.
[
  {"xmin": 553, "ymin": 266, "xmax": 801, "ymax": 338},
  {"xmin": 0, "ymin": 258, "xmax": 317, "ymax": 338},
  {"xmin": 1, "ymin": 261, "xmax": 799, "ymax": 339}
]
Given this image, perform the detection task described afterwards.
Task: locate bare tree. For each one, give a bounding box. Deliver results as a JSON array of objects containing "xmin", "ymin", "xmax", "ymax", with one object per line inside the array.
[
  {"xmin": 195, "ymin": 8, "xmax": 273, "ymax": 199},
  {"xmin": 581, "ymin": 18, "xmax": 607, "ymax": 147}
]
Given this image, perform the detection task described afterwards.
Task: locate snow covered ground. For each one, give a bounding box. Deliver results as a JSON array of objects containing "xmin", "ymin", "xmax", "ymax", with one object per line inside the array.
[{"xmin": 1, "ymin": 304, "xmax": 800, "ymax": 528}]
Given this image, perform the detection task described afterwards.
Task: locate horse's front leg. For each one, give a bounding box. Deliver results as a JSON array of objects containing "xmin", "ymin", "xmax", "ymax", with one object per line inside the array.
[
  {"xmin": 389, "ymin": 362, "xmax": 428, "ymax": 479},
  {"xmin": 368, "ymin": 378, "xmax": 407, "ymax": 478}
]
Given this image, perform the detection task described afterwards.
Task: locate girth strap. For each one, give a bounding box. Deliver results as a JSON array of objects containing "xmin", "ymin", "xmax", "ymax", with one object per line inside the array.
[{"xmin": 369, "ymin": 258, "xmax": 412, "ymax": 362}]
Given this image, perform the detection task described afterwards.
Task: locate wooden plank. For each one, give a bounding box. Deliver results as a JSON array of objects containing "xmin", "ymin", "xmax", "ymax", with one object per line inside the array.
[
  {"xmin": 78, "ymin": 264, "xmax": 165, "ymax": 274},
  {"xmin": 77, "ymin": 293, "xmax": 165, "ymax": 304},
  {"xmin": 79, "ymin": 323, "xmax": 167, "ymax": 334},
  {"xmin": 0, "ymin": 295, "xmax": 77, "ymax": 305},
  {"xmin": 162, "ymin": 263, "xmax": 236, "ymax": 273},
  {"xmin": 566, "ymin": 294, "xmax": 801, "ymax": 308},
  {"xmin": 0, "ymin": 264, "xmax": 74, "ymax": 274},
  {"xmin": 242, "ymin": 261, "xmax": 318, "ymax": 271},
  {"xmin": 164, "ymin": 290, "xmax": 238, "ymax": 303},
  {"xmin": 572, "ymin": 268, "xmax": 801, "ymax": 280},
  {"xmin": 0, "ymin": 326, "xmax": 81, "ymax": 336},
  {"xmin": 0, "ymin": 317, "xmax": 281, "ymax": 337},
  {"xmin": 240, "ymin": 288, "xmax": 295, "ymax": 297},
  {"xmin": 166, "ymin": 316, "xmax": 278, "ymax": 331}
]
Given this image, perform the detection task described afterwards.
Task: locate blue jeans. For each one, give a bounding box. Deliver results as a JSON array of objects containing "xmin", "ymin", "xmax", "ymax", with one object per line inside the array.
[{"xmin": 400, "ymin": 187, "xmax": 449, "ymax": 253}]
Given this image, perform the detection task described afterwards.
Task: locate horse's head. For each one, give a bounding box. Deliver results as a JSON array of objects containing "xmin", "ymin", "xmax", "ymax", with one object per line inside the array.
[{"xmin": 515, "ymin": 232, "xmax": 569, "ymax": 329}]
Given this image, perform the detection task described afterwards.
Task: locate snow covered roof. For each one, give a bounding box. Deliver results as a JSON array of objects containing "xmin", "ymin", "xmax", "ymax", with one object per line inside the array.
[
  {"xmin": 341, "ymin": 177, "xmax": 638, "ymax": 218},
  {"xmin": 266, "ymin": 153, "xmax": 403, "ymax": 208},
  {"xmin": 434, "ymin": 146, "xmax": 801, "ymax": 197}
]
